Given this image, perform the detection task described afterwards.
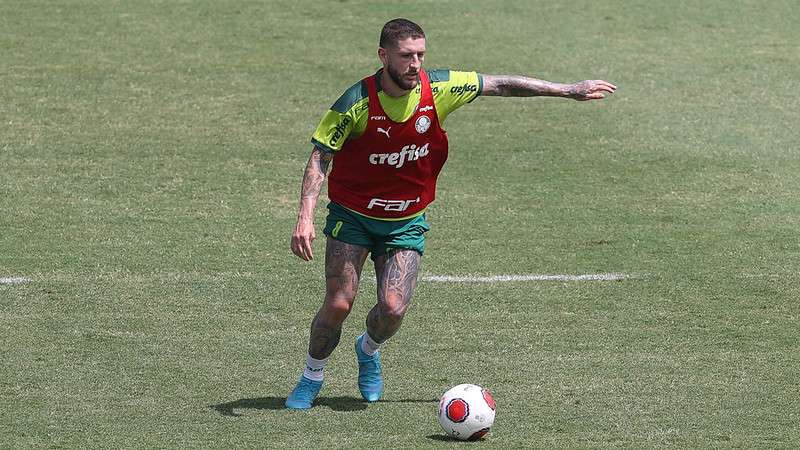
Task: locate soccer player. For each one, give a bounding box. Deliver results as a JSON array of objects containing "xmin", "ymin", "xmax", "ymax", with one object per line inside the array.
[{"xmin": 286, "ymin": 18, "xmax": 616, "ymax": 409}]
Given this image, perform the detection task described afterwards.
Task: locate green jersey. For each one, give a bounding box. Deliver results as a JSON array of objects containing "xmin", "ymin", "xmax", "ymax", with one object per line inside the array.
[{"xmin": 311, "ymin": 69, "xmax": 482, "ymax": 153}]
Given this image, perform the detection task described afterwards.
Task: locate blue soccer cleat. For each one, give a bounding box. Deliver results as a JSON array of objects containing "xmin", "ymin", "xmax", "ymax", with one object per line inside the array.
[
  {"xmin": 355, "ymin": 334, "xmax": 384, "ymax": 402},
  {"xmin": 285, "ymin": 375, "xmax": 323, "ymax": 409}
]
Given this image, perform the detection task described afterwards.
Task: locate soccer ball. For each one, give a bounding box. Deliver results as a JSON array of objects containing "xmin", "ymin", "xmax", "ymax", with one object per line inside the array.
[{"xmin": 437, "ymin": 384, "xmax": 496, "ymax": 441}]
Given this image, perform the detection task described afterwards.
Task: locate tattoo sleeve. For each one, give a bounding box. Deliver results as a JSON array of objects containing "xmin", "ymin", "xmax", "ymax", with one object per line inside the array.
[
  {"xmin": 379, "ymin": 250, "xmax": 420, "ymax": 303},
  {"xmin": 481, "ymin": 74, "xmax": 571, "ymax": 98},
  {"xmin": 367, "ymin": 249, "xmax": 421, "ymax": 343},
  {"xmin": 298, "ymin": 147, "xmax": 333, "ymax": 220},
  {"xmin": 307, "ymin": 240, "xmax": 368, "ymax": 359}
]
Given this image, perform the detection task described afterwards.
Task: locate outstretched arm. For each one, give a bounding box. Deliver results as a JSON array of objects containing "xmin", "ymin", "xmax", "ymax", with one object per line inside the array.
[
  {"xmin": 482, "ymin": 74, "xmax": 616, "ymax": 101},
  {"xmin": 291, "ymin": 147, "xmax": 333, "ymax": 261}
]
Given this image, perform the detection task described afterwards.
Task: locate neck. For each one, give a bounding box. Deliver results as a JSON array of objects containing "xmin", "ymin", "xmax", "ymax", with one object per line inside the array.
[{"xmin": 379, "ymin": 69, "xmax": 412, "ymax": 98}]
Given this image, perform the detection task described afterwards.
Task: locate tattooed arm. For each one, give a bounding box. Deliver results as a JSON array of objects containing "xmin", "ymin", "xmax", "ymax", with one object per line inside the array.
[
  {"xmin": 291, "ymin": 147, "xmax": 333, "ymax": 261},
  {"xmin": 482, "ymin": 75, "xmax": 616, "ymax": 101}
]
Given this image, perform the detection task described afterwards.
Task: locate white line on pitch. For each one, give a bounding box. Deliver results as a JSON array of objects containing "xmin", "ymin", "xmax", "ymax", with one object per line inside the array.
[
  {"xmin": 0, "ymin": 277, "xmax": 31, "ymax": 285},
  {"xmin": 422, "ymin": 273, "xmax": 630, "ymax": 283}
]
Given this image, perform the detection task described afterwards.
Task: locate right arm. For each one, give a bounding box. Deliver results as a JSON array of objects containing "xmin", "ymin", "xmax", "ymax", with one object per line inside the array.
[
  {"xmin": 481, "ymin": 74, "xmax": 616, "ymax": 101},
  {"xmin": 291, "ymin": 147, "xmax": 333, "ymax": 261}
]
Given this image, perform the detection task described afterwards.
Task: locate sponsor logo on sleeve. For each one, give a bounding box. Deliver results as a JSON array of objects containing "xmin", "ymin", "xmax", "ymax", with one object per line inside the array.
[
  {"xmin": 328, "ymin": 116, "xmax": 352, "ymax": 147},
  {"xmin": 449, "ymin": 83, "xmax": 478, "ymax": 95}
]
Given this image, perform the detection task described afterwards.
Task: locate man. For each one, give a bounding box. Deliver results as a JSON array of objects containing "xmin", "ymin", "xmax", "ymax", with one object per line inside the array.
[{"xmin": 286, "ymin": 18, "xmax": 616, "ymax": 409}]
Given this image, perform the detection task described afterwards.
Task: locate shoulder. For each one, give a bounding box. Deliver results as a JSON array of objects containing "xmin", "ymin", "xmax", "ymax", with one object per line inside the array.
[
  {"xmin": 311, "ymin": 78, "xmax": 372, "ymax": 152},
  {"xmin": 424, "ymin": 69, "xmax": 482, "ymax": 123},
  {"xmin": 427, "ymin": 68, "xmax": 452, "ymax": 84},
  {"xmin": 331, "ymin": 79, "xmax": 369, "ymax": 113}
]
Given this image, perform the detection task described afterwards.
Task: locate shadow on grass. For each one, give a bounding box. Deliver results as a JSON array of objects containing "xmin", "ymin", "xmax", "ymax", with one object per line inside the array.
[
  {"xmin": 211, "ymin": 396, "xmax": 437, "ymax": 416},
  {"xmin": 426, "ymin": 434, "xmax": 459, "ymax": 442},
  {"xmin": 212, "ymin": 396, "xmax": 365, "ymax": 415}
]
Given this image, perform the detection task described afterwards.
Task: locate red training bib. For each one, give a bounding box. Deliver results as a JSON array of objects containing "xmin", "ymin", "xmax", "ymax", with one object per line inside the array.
[{"xmin": 328, "ymin": 69, "xmax": 449, "ymax": 219}]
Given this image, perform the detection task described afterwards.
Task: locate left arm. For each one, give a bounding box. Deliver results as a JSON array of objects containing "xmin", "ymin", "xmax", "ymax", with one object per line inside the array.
[{"xmin": 481, "ymin": 74, "xmax": 616, "ymax": 101}]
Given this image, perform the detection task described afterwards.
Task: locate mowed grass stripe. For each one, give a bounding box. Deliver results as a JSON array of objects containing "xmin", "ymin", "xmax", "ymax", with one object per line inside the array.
[
  {"xmin": 0, "ymin": 277, "xmax": 31, "ymax": 285},
  {"xmin": 423, "ymin": 273, "xmax": 632, "ymax": 282}
]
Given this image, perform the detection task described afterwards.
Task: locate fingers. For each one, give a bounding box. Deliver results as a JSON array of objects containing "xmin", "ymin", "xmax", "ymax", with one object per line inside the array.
[
  {"xmin": 291, "ymin": 232, "xmax": 315, "ymax": 261},
  {"xmin": 596, "ymin": 80, "xmax": 617, "ymax": 90},
  {"xmin": 590, "ymin": 80, "xmax": 617, "ymax": 94},
  {"xmin": 290, "ymin": 237, "xmax": 304, "ymax": 260},
  {"xmin": 291, "ymin": 219, "xmax": 316, "ymax": 261},
  {"xmin": 576, "ymin": 80, "xmax": 617, "ymax": 101},
  {"xmin": 584, "ymin": 92, "xmax": 607, "ymax": 101},
  {"xmin": 292, "ymin": 237, "xmax": 313, "ymax": 261}
]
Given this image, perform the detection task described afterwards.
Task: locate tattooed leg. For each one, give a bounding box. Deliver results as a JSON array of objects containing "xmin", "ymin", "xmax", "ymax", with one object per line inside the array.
[
  {"xmin": 308, "ymin": 238, "xmax": 369, "ymax": 359},
  {"xmin": 367, "ymin": 249, "xmax": 421, "ymax": 343}
]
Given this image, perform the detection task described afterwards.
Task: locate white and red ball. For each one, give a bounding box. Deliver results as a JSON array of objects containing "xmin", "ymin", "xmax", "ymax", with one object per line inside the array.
[{"xmin": 437, "ymin": 384, "xmax": 496, "ymax": 441}]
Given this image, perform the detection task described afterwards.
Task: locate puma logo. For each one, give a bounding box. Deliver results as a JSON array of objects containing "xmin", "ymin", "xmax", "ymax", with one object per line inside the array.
[
  {"xmin": 377, "ymin": 127, "xmax": 391, "ymax": 139},
  {"xmin": 419, "ymin": 105, "xmax": 433, "ymax": 113}
]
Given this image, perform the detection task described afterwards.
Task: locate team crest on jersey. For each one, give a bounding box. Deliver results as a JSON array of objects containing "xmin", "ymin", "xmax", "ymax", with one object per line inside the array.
[{"xmin": 415, "ymin": 115, "xmax": 431, "ymax": 134}]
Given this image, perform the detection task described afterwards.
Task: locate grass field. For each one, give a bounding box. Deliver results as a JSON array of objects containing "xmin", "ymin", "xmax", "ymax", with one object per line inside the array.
[{"xmin": 2, "ymin": 0, "xmax": 799, "ymax": 447}]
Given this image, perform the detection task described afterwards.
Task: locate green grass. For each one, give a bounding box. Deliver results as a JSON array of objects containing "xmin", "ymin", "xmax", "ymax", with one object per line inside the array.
[{"xmin": 2, "ymin": 0, "xmax": 799, "ymax": 447}]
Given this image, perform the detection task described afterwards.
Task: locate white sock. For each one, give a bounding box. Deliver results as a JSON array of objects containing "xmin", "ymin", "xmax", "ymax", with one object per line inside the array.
[
  {"xmin": 303, "ymin": 354, "xmax": 327, "ymax": 382},
  {"xmin": 360, "ymin": 332, "xmax": 381, "ymax": 356}
]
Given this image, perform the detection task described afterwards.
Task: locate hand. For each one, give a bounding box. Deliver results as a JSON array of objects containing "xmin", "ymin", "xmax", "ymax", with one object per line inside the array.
[
  {"xmin": 291, "ymin": 217, "xmax": 316, "ymax": 261},
  {"xmin": 567, "ymin": 80, "xmax": 617, "ymax": 101}
]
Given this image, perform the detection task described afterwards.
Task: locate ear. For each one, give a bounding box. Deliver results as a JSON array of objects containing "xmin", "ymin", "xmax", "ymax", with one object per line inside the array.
[{"xmin": 378, "ymin": 47, "xmax": 388, "ymax": 66}]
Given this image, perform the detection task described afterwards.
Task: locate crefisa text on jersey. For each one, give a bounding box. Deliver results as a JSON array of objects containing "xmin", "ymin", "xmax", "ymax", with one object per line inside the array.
[
  {"xmin": 368, "ymin": 143, "xmax": 430, "ymax": 169},
  {"xmin": 449, "ymin": 83, "xmax": 478, "ymax": 95},
  {"xmin": 328, "ymin": 116, "xmax": 352, "ymax": 147}
]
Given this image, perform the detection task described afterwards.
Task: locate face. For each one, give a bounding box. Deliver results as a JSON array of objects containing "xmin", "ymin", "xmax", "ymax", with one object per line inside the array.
[{"xmin": 379, "ymin": 37, "xmax": 426, "ymax": 91}]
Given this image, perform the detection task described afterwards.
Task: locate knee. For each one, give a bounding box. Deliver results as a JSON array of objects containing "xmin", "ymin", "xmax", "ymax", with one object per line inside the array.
[
  {"xmin": 380, "ymin": 293, "xmax": 409, "ymax": 323},
  {"xmin": 323, "ymin": 295, "xmax": 354, "ymax": 321},
  {"xmin": 325, "ymin": 276, "xmax": 358, "ymax": 309}
]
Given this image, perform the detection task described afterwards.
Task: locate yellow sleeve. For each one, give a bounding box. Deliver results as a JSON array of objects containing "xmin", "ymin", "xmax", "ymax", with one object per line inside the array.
[
  {"xmin": 429, "ymin": 70, "xmax": 483, "ymax": 124},
  {"xmin": 311, "ymin": 110, "xmax": 354, "ymax": 153},
  {"xmin": 310, "ymin": 81, "xmax": 369, "ymax": 153}
]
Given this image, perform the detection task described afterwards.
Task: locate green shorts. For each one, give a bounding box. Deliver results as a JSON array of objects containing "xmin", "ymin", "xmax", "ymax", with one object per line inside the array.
[{"xmin": 322, "ymin": 202, "xmax": 430, "ymax": 260}]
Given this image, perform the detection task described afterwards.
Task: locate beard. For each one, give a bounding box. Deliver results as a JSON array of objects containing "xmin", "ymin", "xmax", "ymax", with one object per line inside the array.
[{"xmin": 386, "ymin": 62, "xmax": 418, "ymax": 91}]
